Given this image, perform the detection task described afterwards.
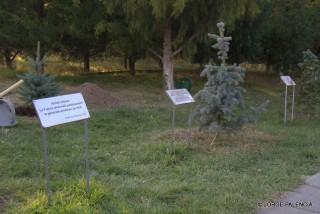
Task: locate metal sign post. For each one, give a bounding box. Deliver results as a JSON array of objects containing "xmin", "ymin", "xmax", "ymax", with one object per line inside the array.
[
  {"xmin": 171, "ymin": 106, "xmax": 176, "ymax": 142},
  {"xmin": 280, "ymin": 76, "xmax": 296, "ymax": 124},
  {"xmin": 33, "ymin": 93, "xmax": 91, "ymax": 204},
  {"xmin": 292, "ymin": 85, "xmax": 295, "ymax": 120},
  {"xmin": 284, "ymin": 85, "xmax": 288, "ymax": 124},
  {"xmin": 83, "ymin": 119, "xmax": 90, "ymax": 193},
  {"xmin": 187, "ymin": 104, "xmax": 194, "ymax": 146},
  {"xmin": 169, "ymin": 106, "xmax": 176, "ymax": 154},
  {"xmin": 166, "ymin": 89, "xmax": 195, "ymax": 149},
  {"xmin": 41, "ymin": 127, "xmax": 52, "ymax": 204}
]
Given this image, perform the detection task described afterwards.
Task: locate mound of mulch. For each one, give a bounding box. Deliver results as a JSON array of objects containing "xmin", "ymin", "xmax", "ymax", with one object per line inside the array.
[
  {"xmin": 70, "ymin": 82, "xmax": 120, "ymax": 110},
  {"xmin": 15, "ymin": 106, "xmax": 37, "ymax": 117},
  {"xmin": 153, "ymin": 127, "xmax": 281, "ymax": 152}
]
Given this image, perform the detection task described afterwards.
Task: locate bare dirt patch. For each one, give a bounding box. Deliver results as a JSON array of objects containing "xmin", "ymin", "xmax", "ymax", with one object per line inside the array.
[
  {"xmin": 15, "ymin": 106, "xmax": 37, "ymax": 117},
  {"xmin": 153, "ymin": 127, "xmax": 281, "ymax": 153},
  {"xmin": 69, "ymin": 82, "xmax": 120, "ymax": 110}
]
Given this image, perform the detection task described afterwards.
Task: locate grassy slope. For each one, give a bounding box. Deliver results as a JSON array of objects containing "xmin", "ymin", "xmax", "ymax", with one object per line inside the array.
[{"xmin": 0, "ymin": 69, "xmax": 320, "ymax": 214}]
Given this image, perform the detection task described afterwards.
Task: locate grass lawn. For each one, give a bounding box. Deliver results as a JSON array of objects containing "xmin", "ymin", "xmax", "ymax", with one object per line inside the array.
[{"xmin": 0, "ymin": 68, "xmax": 320, "ymax": 213}]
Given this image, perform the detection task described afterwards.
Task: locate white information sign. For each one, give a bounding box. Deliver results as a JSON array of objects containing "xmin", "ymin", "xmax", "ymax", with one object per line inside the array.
[
  {"xmin": 166, "ymin": 89, "xmax": 195, "ymax": 105},
  {"xmin": 280, "ymin": 76, "xmax": 296, "ymax": 86},
  {"xmin": 33, "ymin": 93, "xmax": 90, "ymax": 128}
]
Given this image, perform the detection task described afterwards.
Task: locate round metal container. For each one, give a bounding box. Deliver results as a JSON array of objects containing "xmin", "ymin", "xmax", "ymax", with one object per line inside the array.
[{"xmin": 0, "ymin": 98, "xmax": 17, "ymax": 127}]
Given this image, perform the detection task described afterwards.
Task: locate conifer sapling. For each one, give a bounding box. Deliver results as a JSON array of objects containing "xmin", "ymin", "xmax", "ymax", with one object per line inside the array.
[
  {"xmin": 19, "ymin": 42, "xmax": 60, "ymax": 105},
  {"xmin": 192, "ymin": 22, "xmax": 268, "ymax": 133}
]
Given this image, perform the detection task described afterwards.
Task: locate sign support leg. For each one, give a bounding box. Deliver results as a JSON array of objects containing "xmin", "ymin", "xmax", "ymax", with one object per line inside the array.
[
  {"xmin": 41, "ymin": 127, "xmax": 52, "ymax": 204},
  {"xmin": 169, "ymin": 106, "xmax": 176, "ymax": 154},
  {"xmin": 83, "ymin": 119, "xmax": 90, "ymax": 194},
  {"xmin": 188, "ymin": 104, "xmax": 193, "ymax": 146},
  {"xmin": 284, "ymin": 86, "xmax": 288, "ymax": 124},
  {"xmin": 292, "ymin": 85, "xmax": 295, "ymax": 120},
  {"xmin": 172, "ymin": 106, "xmax": 176, "ymax": 142}
]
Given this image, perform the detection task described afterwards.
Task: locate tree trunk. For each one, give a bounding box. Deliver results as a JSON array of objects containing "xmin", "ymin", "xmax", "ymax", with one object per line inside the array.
[
  {"xmin": 124, "ymin": 57, "xmax": 128, "ymax": 69},
  {"xmin": 4, "ymin": 49, "xmax": 13, "ymax": 68},
  {"xmin": 129, "ymin": 57, "xmax": 136, "ymax": 76},
  {"xmin": 37, "ymin": 0, "xmax": 45, "ymax": 18},
  {"xmin": 266, "ymin": 63, "xmax": 273, "ymax": 73},
  {"xmin": 158, "ymin": 59, "xmax": 162, "ymax": 69},
  {"xmin": 162, "ymin": 19, "xmax": 174, "ymax": 90},
  {"xmin": 83, "ymin": 51, "xmax": 90, "ymax": 73}
]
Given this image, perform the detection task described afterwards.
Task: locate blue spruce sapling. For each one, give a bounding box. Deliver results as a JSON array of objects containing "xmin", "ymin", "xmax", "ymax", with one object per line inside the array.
[
  {"xmin": 19, "ymin": 41, "xmax": 60, "ymax": 105},
  {"xmin": 192, "ymin": 22, "xmax": 268, "ymax": 133}
]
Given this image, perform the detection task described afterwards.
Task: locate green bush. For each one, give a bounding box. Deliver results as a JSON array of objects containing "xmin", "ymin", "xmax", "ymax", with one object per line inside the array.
[
  {"xmin": 10, "ymin": 180, "xmax": 130, "ymax": 214},
  {"xmin": 298, "ymin": 50, "xmax": 320, "ymax": 115}
]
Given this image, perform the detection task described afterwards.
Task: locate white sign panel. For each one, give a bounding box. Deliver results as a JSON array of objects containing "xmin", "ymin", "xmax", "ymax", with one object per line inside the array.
[
  {"xmin": 280, "ymin": 76, "xmax": 296, "ymax": 86},
  {"xmin": 166, "ymin": 89, "xmax": 195, "ymax": 105},
  {"xmin": 33, "ymin": 93, "xmax": 90, "ymax": 128}
]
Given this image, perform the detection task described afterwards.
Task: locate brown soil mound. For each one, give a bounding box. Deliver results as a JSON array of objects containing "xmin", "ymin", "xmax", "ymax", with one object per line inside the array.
[{"xmin": 71, "ymin": 82, "xmax": 120, "ymax": 110}]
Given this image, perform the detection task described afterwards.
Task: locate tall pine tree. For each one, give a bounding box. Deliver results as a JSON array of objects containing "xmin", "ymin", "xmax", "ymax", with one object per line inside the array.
[
  {"xmin": 105, "ymin": 0, "xmax": 260, "ymax": 89},
  {"xmin": 49, "ymin": 0, "xmax": 110, "ymax": 72}
]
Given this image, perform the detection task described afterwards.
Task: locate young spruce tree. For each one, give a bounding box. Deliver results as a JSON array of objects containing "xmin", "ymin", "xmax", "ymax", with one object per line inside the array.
[
  {"xmin": 192, "ymin": 22, "xmax": 268, "ymax": 133},
  {"xmin": 19, "ymin": 42, "xmax": 60, "ymax": 105}
]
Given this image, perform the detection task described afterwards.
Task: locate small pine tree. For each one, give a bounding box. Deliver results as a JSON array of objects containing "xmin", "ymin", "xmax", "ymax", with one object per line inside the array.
[
  {"xmin": 298, "ymin": 50, "xmax": 320, "ymax": 115},
  {"xmin": 19, "ymin": 72, "xmax": 60, "ymax": 105},
  {"xmin": 28, "ymin": 41, "xmax": 47, "ymax": 74},
  {"xmin": 192, "ymin": 22, "xmax": 268, "ymax": 133},
  {"xmin": 19, "ymin": 42, "xmax": 59, "ymax": 105}
]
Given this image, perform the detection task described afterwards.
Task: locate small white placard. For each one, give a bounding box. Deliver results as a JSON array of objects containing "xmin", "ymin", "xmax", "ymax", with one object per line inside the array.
[
  {"xmin": 166, "ymin": 89, "xmax": 195, "ymax": 105},
  {"xmin": 33, "ymin": 93, "xmax": 90, "ymax": 128},
  {"xmin": 280, "ymin": 76, "xmax": 296, "ymax": 86}
]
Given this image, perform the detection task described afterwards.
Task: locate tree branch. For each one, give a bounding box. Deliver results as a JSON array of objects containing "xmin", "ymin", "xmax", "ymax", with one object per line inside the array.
[
  {"xmin": 148, "ymin": 48, "xmax": 162, "ymax": 60},
  {"xmin": 172, "ymin": 32, "xmax": 201, "ymax": 57},
  {"xmin": 10, "ymin": 50, "xmax": 20, "ymax": 61}
]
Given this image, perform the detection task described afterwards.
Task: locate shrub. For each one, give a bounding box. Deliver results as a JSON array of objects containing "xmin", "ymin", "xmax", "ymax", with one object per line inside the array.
[{"xmin": 298, "ymin": 50, "xmax": 320, "ymax": 115}]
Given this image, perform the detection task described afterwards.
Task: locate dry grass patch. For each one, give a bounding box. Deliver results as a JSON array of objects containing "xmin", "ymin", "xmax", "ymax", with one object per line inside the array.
[{"xmin": 153, "ymin": 127, "xmax": 281, "ymax": 153}]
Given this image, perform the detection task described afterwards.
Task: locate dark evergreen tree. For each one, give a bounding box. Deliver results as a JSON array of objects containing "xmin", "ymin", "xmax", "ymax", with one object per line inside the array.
[
  {"xmin": 107, "ymin": 0, "xmax": 260, "ymax": 89},
  {"xmin": 192, "ymin": 22, "xmax": 268, "ymax": 133},
  {"xmin": 0, "ymin": 1, "xmax": 29, "ymax": 68},
  {"xmin": 100, "ymin": 1, "xmax": 148, "ymax": 76},
  {"xmin": 235, "ymin": 0, "xmax": 320, "ymax": 72},
  {"xmin": 49, "ymin": 0, "xmax": 110, "ymax": 72}
]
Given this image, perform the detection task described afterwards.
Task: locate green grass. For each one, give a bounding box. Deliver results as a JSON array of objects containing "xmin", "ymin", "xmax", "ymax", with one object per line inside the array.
[
  {"xmin": 0, "ymin": 67, "xmax": 21, "ymax": 80},
  {"xmin": 0, "ymin": 69, "xmax": 320, "ymax": 213}
]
